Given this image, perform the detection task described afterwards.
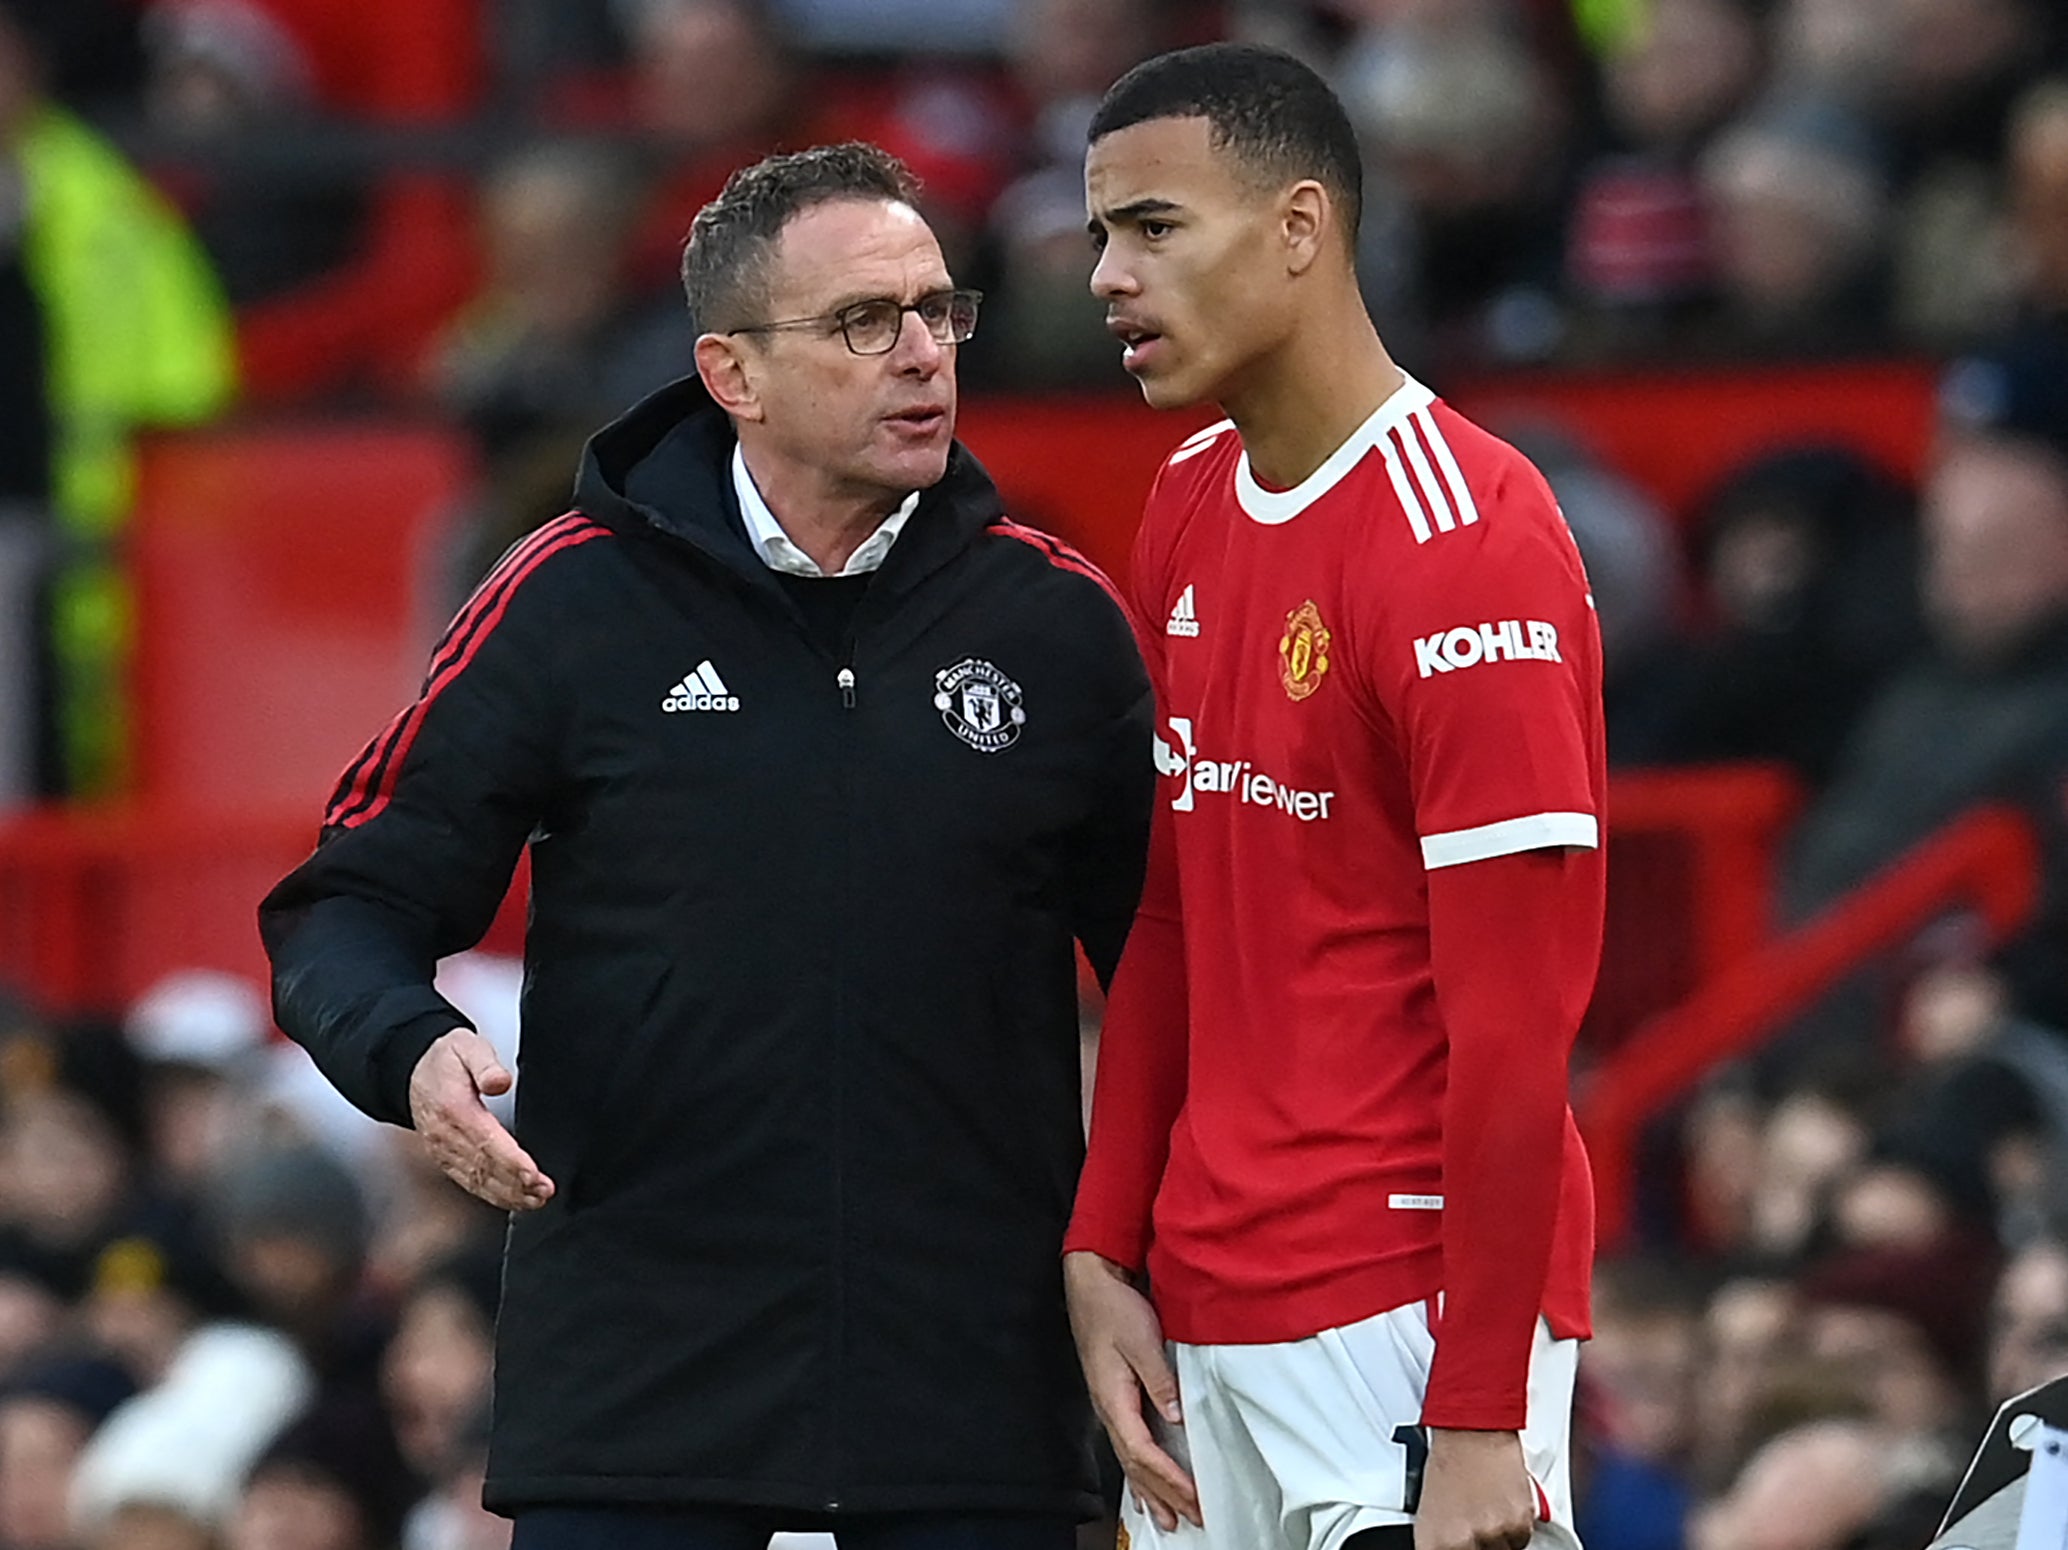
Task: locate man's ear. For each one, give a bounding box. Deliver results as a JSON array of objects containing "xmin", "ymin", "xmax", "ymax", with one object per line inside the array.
[
  {"xmin": 1282, "ymin": 179, "xmax": 1330, "ymax": 277},
  {"xmin": 695, "ymin": 333, "xmax": 764, "ymax": 423}
]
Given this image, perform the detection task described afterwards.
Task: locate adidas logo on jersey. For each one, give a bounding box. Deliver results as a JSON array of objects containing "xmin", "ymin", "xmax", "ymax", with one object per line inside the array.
[
  {"xmin": 1166, "ymin": 584, "xmax": 1201, "ymax": 637},
  {"xmin": 662, "ymin": 660, "xmax": 740, "ymax": 712},
  {"xmin": 1413, "ymin": 620, "xmax": 1561, "ymax": 679}
]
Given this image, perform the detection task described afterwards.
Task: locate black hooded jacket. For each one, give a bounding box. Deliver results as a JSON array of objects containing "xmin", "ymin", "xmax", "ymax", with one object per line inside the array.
[{"xmin": 259, "ymin": 378, "xmax": 1154, "ymax": 1518}]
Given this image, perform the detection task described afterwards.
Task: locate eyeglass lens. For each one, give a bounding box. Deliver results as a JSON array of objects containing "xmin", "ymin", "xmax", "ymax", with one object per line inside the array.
[{"xmin": 842, "ymin": 292, "xmax": 980, "ymax": 354}]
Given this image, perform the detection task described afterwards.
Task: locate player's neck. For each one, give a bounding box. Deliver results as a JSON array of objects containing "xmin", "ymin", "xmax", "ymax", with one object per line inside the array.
[{"xmin": 1223, "ymin": 311, "xmax": 1402, "ymax": 492}]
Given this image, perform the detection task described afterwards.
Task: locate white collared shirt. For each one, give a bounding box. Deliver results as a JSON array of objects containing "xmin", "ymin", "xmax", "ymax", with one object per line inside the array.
[{"xmin": 731, "ymin": 445, "xmax": 919, "ymax": 578}]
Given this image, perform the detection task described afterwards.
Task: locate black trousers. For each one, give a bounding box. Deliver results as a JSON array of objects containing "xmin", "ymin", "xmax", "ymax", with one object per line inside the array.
[{"xmin": 511, "ymin": 1506, "xmax": 1078, "ymax": 1550}]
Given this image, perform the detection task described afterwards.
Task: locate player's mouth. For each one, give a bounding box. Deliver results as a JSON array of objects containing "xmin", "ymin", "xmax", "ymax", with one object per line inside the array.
[{"xmin": 1108, "ymin": 317, "xmax": 1167, "ymax": 373}]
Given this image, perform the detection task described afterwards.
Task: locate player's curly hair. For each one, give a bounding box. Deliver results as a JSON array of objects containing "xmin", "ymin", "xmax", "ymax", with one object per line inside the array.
[
  {"xmin": 1090, "ymin": 43, "xmax": 1363, "ymax": 245},
  {"xmin": 681, "ymin": 141, "xmax": 921, "ymax": 334}
]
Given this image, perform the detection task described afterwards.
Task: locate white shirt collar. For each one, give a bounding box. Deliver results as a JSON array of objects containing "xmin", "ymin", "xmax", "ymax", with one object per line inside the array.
[{"xmin": 731, "ymin": 444, "xmax": 920, "ymax": 578}]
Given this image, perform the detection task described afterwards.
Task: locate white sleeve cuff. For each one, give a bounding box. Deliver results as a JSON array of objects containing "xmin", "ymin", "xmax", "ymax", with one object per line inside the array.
[{"xmin": 1420, "ymin": 811, "xmax": 1599, "ymax": 870}]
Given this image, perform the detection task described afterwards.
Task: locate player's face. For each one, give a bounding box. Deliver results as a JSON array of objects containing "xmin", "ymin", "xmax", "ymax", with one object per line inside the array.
[
  {"xmin": 739, "ymin": 198, "xmax": 959, "ymax": 499},
  {"xmin": 1086, "ymin": 115, "xmax": 1295, "ymax": 409}
]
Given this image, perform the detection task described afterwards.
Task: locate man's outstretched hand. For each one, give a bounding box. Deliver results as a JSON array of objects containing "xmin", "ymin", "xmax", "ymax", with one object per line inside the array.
[{"xmin": 409, "ymin": 1029, "xmax": 554, "ymax": 1211}]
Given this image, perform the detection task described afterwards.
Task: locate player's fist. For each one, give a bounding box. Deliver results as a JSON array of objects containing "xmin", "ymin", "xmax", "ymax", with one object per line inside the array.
[
  {"xmin": 1414, "ymin": 1428, "xmax": 1536, "ymax": 1550},
  {"xmin": 409, "ymin": 1029, "xmax": 555, "ymax": 1212}
]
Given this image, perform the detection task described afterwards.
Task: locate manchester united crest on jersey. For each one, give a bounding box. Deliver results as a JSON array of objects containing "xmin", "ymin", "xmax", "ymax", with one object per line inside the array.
[
  {"xmin": 1278, "ymin": 600, "xmax": 1332, "ymax": 702},
  {"xmin": 934, "ymin": 657, "xmax": 1026, "ymax": 753}
]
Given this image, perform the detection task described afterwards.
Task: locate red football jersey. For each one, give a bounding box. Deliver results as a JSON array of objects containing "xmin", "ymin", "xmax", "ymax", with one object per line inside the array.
[{"xmin": 1069, "ymin": 378, "xmax": 1603, "ymax": 1392}]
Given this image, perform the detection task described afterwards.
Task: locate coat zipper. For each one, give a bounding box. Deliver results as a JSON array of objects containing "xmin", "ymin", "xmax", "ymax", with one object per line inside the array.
[{"xmin": 826, "ymin": 642, "xmax": 858, "ymax": 1508}]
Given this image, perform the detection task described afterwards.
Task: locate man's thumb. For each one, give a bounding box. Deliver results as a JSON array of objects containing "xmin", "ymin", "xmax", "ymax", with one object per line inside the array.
[
  {"xmin": 454, "ymin": 1035, "xmax": 513, "ymax": 1096},
  {"xmin": 1127, "ymin": 1342, "xmax": 1182, "ymax": 1423}
]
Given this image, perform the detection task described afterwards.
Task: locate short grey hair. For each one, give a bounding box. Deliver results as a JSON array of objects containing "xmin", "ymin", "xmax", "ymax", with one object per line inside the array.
[{"xmin": 681, "ymin": 141, "xmax": 921, "ymax": 334}]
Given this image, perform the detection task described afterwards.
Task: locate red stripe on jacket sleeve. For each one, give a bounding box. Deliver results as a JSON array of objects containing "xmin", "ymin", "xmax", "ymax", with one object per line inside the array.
[{"xmin": 325, "ymin": 516, "xmax": 608, "ymax": 830}]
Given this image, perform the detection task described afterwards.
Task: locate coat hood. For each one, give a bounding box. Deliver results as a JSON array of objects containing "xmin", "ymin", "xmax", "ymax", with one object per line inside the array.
[{"xmin": 570, "ymin": 373, "xmax": 1008, "ymax": 595}]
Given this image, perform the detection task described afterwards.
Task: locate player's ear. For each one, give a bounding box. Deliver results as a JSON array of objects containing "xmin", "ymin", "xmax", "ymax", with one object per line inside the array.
[
  {"xmin": 1282, "ymin": 180, "xmax": 1329, "ymax": 277},
  {"xmin": 695, "ymin": 333, "xmax": 766, "ymax": 424}
]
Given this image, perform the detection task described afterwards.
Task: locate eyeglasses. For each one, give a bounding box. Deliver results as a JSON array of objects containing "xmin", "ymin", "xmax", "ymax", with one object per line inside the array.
[{"xmin": 726, "ymin": 288, "xmax": 983, "ymax": 357}]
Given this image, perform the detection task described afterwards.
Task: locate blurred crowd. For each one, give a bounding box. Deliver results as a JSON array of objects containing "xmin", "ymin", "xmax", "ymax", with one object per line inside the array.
[
  {"xmin": 1549, "ymin": 261, "xmax": 2068, "ymax": 1544},
  {"xmin": 6, "ymin": 0, "xmax": 2068, "ymax": 1546},
  {"xmin": 0, "ymin": 961, "xmax": 520, "ymax": 1550}
]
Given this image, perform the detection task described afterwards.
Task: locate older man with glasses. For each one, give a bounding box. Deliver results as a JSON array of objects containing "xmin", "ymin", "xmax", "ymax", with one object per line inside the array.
[{"xmin": 260, "ymin": 142, "xmax": 1155, "ymax": 1550}]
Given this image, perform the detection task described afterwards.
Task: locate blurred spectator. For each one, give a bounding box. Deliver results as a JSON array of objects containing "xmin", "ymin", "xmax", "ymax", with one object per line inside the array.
[
  {"xmin": 1784, "ymin": 347, "xmax": 2068, "ymax": 1035},
  {"xmin": 974, "ymin": 0, "xmax": 1162, "ymax": 387},
  {"xmin": 1575, "ymin": 1258, "xmax": 1700, "ymax": 1550},
  {"xmin": 0, "ymin": 1071, "xmax": 148, "ymax": 1296},
  {"xmin": 124, "ymin": 970, "xmax": 271, "ymax": 1197},
  {"xmin": 1777, "ymin": 0, "xmax": 2053, "ymax": 345},
  {"xmin": 1877, "ymin": 0, "xmax": 2048, "ymax": 177},
  {"xmin": 397, "ymin": 1400, "xmax": 501, "ymax": 1550},
  {"xmin": 1565, "ymin": 0, "xmax": 1759, "ymax": 351},
  {"xmin": 1886, "ymin": 945, "xmax": 2068, "ymax": 1247},
  {"xmin": 82, "ymin": 1223, "xmax": 244, "ymax": 1387},
  {"xmin": 1679, "ymin": 1076, "xmax": 1767, "ymax": 1252},
  {"xmin": 0, "ymin": 0, "xmax": 236, "ymax": 796},
  {"xmin": 1339, "ymin": 18, "xmax": 1571, "ymax": 364},
  {"xmin": 593, "ymin": 0, "xmax": 813, "ymax": 295},
  {"xmin": 363, "ymin": 1133, "xmax": 503, "ymax": 1300},
  {"xmin": 429, "ymin": 139, "xmax": 691, "ymax": 592},
  {"xmin": 203, "ymin": 1143, "xmax": 388, "ymax": 1404},
  {"xmin": 0, "ymin": 1244, "xmax": 64, "ymax": 1377},
  {"xmin": 1743, "ymin": 1079, "xmax": 1872, "ymax": 1261},
  {"xmin": 2007, "ymin": 81, "xmax": 2068, "ymax": 321},
  {"xmin": 378, "ymin": 1245, "xmax": 496, "ymax": 1483},
  {"xmin": 1696, "ymin": 100, "xmax": 1889, "ymax": 356},
  {"xmin": 1989, "ymin": 1235, "xmax": 2068, "ymax": 1402},
  {"xmin": 1618, "ymin": 446, "xmax": 1920, "ymax": 784},
  {"xmin": 0, "ymin": 1354, "xmax": 137, "ymax": 1550},
  {"xmin": 1691, "ymin": 1270, "xmax": 1825, "ymax": 1494},
  {"xmin": 1687, "ymin": 1418, "xmax": 1891, "ymax": 1550},
  {"xmin": 1828, "ymin": 1103, "xmax": 1999, "ymax": 1253},
  {"xmin": 139, "ymin": 0, "xmax": 367, "ymax": 307},
  {"xmin": 227, "ymin": 1401, "xmax": 418, "ymax": 1550},
  {"xmin": 1799, "ymin": 1239, "xmax": 1997, "ymax": 1439},
  {"xmin": 70, "ymin": 1322, "xmax": 313, "ymax": 1549}
]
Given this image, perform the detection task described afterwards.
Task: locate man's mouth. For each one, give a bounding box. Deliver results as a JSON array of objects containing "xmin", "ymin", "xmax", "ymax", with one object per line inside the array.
[
  {"xmin": 1108, "ymin": 319, "xmax": 1165, "ymax": 371},
  {"xmin": 886, "ymin": 406, "xmax": 948, "ymax": 436}
]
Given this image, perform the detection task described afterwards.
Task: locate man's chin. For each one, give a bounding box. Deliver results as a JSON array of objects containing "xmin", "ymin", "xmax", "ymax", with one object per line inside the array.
[
  {"xmin": 1139, "ymin": 373, "xmax": 1212, "ymax": 413},
  {"xmin": 873, "ymin": 444, "xmax": 952, "ymax": 492}
]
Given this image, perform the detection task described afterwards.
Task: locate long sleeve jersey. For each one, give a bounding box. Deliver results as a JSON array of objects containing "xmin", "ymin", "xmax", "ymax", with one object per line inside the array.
[{"xmin": 1066, "ymin": 377, "xmax": 1604, "ymax": 1428}]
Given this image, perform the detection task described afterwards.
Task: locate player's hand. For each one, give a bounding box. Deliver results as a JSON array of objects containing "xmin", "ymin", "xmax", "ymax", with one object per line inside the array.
[
  {"xmin": 1063, "ymin": 1250, "xmax": 1201, "ymax": 1531},
  {"xmin": 1414, "ymin": 1428, "xmax": 1536, "ymax": 1550},
  {"xmin": 409, "ymin": 1029, "xmax": 555, "ymax": 1212}
]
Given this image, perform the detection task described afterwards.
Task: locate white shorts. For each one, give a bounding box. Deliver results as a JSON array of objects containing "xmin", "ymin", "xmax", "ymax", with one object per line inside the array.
[{"xmin": 1119, "ymin": 1301, "xmax": 1583, "ymax": 1550}]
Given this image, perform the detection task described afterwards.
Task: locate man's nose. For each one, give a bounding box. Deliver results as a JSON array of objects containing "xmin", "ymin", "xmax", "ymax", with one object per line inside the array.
[
  {"xmin": 889, "ymin": 307, "xmax": 947, "ymax": 372},
  {"xmin": 1090, "ymin": 243, "xmax": 1135, "ymax": 300}
]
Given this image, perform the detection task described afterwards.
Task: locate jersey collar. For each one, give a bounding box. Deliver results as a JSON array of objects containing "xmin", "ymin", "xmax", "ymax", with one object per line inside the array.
[{"xmin": 1234, "ymin": 374, "xmax": 1435, "ymax": 526}]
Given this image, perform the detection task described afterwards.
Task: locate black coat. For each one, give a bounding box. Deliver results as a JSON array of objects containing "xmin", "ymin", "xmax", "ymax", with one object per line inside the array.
[{"xmin": 259, "ymin": 378, "xmax": 1154, "ymax": 1518}]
